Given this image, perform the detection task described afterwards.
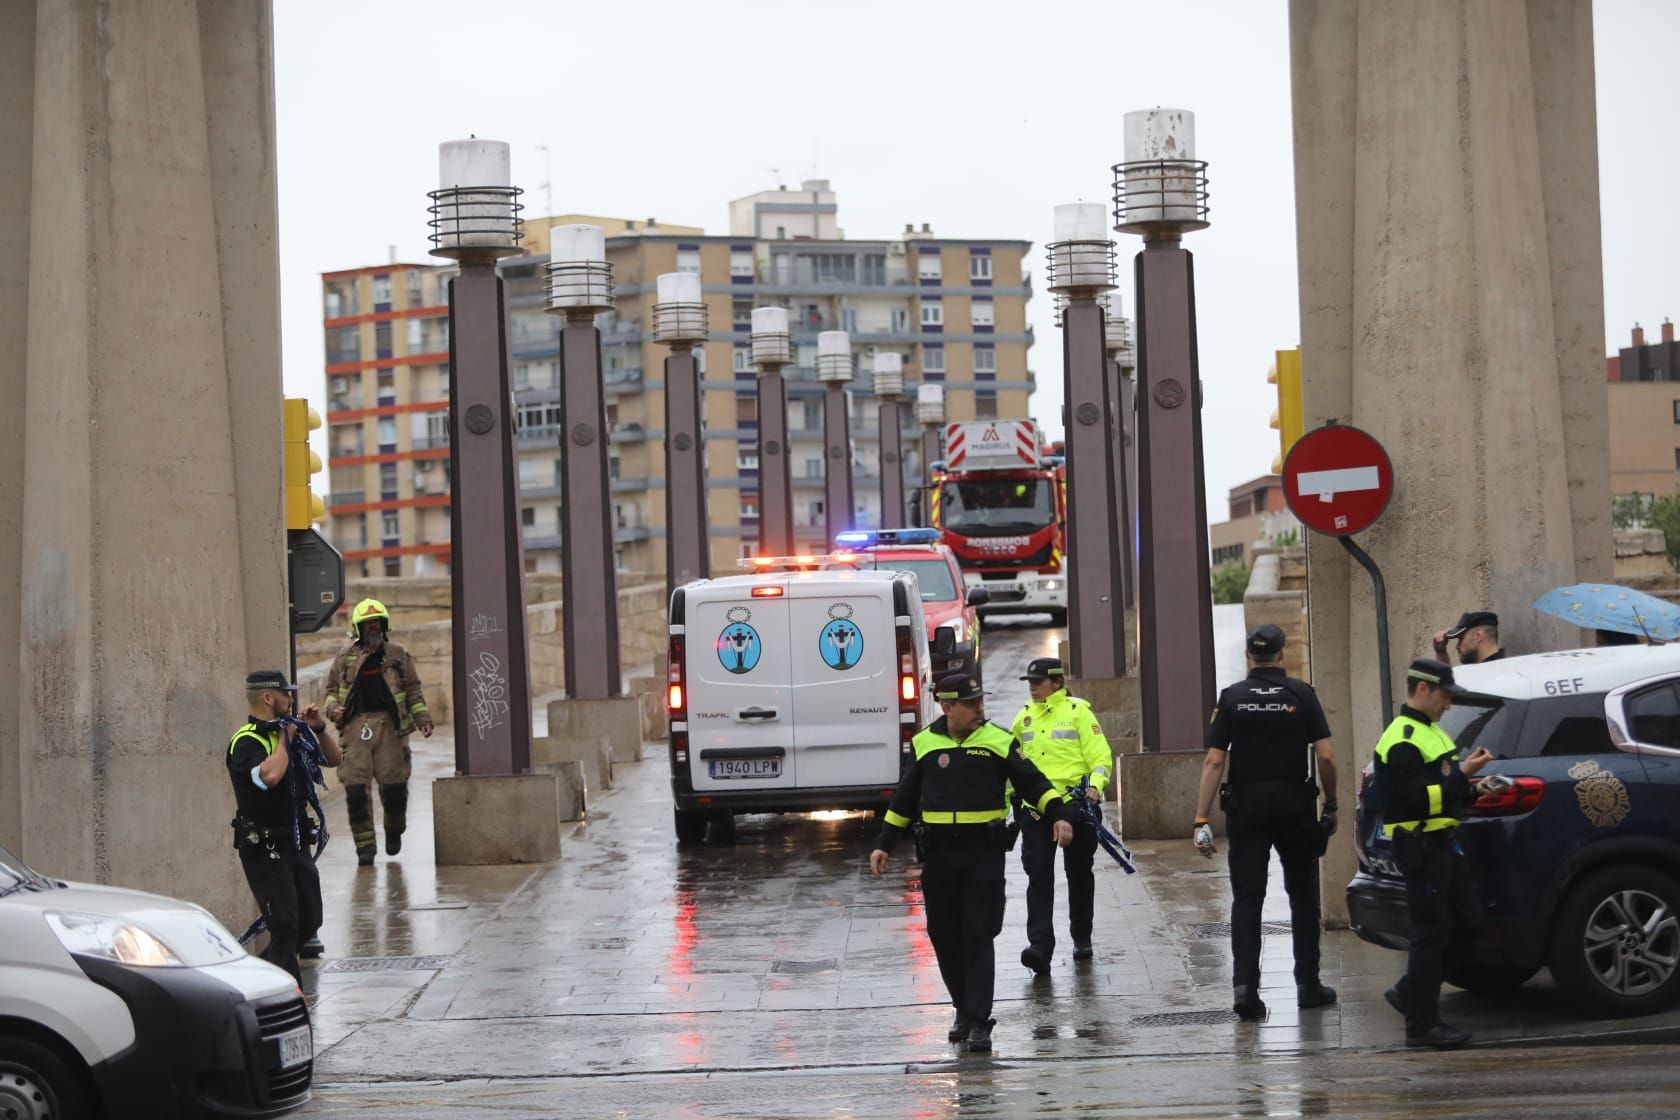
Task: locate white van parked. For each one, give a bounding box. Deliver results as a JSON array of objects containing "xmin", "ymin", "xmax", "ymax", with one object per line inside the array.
[
  {"xmin": 666, "ymin": 564, "xmax": 938, "ymax": 842},
  {"xmin": 0, "ymin": 843, "xmax": 310, "ymax": 1119}
]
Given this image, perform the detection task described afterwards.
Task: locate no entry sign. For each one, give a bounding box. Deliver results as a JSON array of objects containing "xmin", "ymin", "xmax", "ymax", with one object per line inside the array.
[{"xmin": 1281, "ymin": 423, "xmax": 1394, "ymax": 537}]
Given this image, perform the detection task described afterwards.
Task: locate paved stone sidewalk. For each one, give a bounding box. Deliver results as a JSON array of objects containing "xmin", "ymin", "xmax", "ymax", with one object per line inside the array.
[{"xmin": 297, "ymin": 731, "xmax": 1680, "ymax": 1096}]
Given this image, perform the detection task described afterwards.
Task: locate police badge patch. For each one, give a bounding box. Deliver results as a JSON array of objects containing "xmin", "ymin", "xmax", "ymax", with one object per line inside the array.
[{"xmin": 937, "ymin": 753, "xmax": 950, "ymax": 769}]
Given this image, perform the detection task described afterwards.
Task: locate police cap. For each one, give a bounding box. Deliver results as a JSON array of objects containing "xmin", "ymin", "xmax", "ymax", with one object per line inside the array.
[
  {"xmin": 245, "ymin": 669, "xmax": 297, "ymax": 693},
  {"xmin": 1246, "ymin": 624, "xmax": 1287, "ymax": 657},
  {"xmin": 935, "ymin": 673, "xmax": 989, "ymax": 702},
  {"xmin": 1020, "ymin": 657, "xmax": 1065, "ymax": 682},
  {"xmin": 1444, "ymin": 611, "xmax": 1498, "ymax": 639},
  {"xmin": 1405, "ymin": 657, "xmax": 1464, "ymax": 695}
]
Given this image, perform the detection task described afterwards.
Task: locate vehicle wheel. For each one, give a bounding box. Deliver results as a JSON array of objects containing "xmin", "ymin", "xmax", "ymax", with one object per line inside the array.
[
  {"xmin": 0, "ymin": 1035, "xmax": 93, "ymax": 1120},
  {"xmin": 1548, "ymin": 865, "xmax": 1680, "ymax": 1018},
  {"xmin": 1444, "ymin": 964, "xmax": 1538, "ymax": 993},
  {"xmin": 674, "ymin": 807, "xmax": 707, "ymax": 846},
  {"xmin": 1048, "ymin": 609, "xmax": 1068, "ymax": 628},
  {"xmin": 707, "ymin": 811, "xmax": 737, "ymax": 845}
]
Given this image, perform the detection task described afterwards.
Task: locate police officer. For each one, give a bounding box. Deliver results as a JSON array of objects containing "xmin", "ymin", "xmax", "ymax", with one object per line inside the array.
[
  {"xmin": 1194, "ymin": 624, "xmax": 1339, "ymax": 1020},
  {"xmin": 324, "ymin": 599, "xmax": 433, "ymax": 866},
  {"xmin": 1375, "ymin": 657, "xmax": 1493, "ymax": 1050},
  {"xmin": 1432, "ymin": 610, "xmax": 1506, "ymax": 665},
  {"xmin": 1010, "ymin": 657, "xmax": 1113, "ymax": 973},
  {"xmin": 871, "ymin": 673, "xmax": 1071, "ymax": 1053},
  {"xmin": 228, "ymin": 670, "xmax": 341, "ymax": 984}
]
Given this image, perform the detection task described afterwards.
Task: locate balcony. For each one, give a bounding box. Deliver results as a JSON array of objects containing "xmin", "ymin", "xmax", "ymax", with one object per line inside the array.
[
  {"xmin": 609, "ymin": 422, "xmax": 650, "ymax": 444},
  {"xmin": 327, "ymin": 490, "xmax": 365, "ymax": 509},
  {"xmin": 517, "ymin": 425, "xmax": 559, "ymax": 447},
  {"xmin": 413, "ymin": 433, "xmax": 450, "ymax": 451}
]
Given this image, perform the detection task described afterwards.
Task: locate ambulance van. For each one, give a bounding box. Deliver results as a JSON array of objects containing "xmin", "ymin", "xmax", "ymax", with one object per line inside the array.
[{"xmin": 666, "ymin": 564, "xmax": 938, "ymax": 842}]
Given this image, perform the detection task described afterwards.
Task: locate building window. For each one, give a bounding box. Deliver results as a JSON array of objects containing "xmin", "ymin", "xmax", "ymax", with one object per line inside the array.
[
  {"xmin": 1674, "ymin": 447, "xmax": 1680, "ymax": 471},
  {"xmin": 974, "ymin": 395, "xmax": 999, "ymax": 420},
  {"xmin": 730, "ymin": 250, "xmax": 753, "ymax": 279},
  {"xmin": 384, "ymin": 556, "xmax": 401, "ymax": 577},
  {"xmin": 922, "ymin": 346, "xmax": 946, "ymax": 373},
  {"xmin": 801, "ymin": 401, "xmax": 821, "ymax": 430},
  {"xmin": 677, "ymin": 248, "xmax": 701, "ymax": 275},
  {"xmin": 381, "ymin": 511, "xmax": 400, "ymax": 537},
  {"xmin": 740, "ymin": 495, "xmax": 759, "ymax": 519},
  {"xmin": 970, "ymin": 254, "xmax": 993, "ymax": 281},
  {"xmin": 325, "ymin": 325, "xmax": 360, "ymax": 364},
  {"xmin": 974, "ymin": 347, "xmax": 996, "ymax": 374},
  {"xmin": 891, "ymin": 308, "xmax": 909, "ymax": 333},
  {"xmin": 920, "ymin": 303, "xmax": 944, "ymax": 327},
  {"xmin": 736, "ymin": 396, "xmax": 757, "ymax": 426},
  {"xmin": 861, "ymin": 254, "xmax": 886, "ymax": 285},
  {"xmin": 917, "ymin": 254, "xmax": 942, "ymax": 282},
  {"xmin": 733, "ymin": 301, "xmax": 753, "ymax": 331},
  {"xmin": 805, "ymin": 457, "xmax": 823, "ymax": 479},
  {"xmin": 521, "ymin": 507, "xmax": 535, "ymax": 527},
  {"xmin": 406, "ymin": 270, "xmax": 423, "ymax": 307},
  {"xmin": 371, "ymin": 274, "xmax": 393, "ymax": 309},
  {"xmin": 736, "ymin": 447, "xmax": 759, "ymax": 471},
  {"xmin": 517, "ymin": 403, "xmax": 562, "ymax": 431},
  {"xmin": 733, "ymin": 347, "xmax": 752, "ymax": 374},
  {"xmin": 1672, "ymin": 400, "xmax": 1680, "ymax": 424},
  {"xmin": 970, "ymin": 300, "xmax": 994, "ymax": 328},
  {"xmin": 379, "ymin": 462, "xmax": 398, "ymax": 496},
  {"xmin": 1212, "ymin": 543, "xmax": 1245, "ymax": 566},
  {"xmin": 377, "ymin": 417, "xmax": 397, "ymax": 447}
]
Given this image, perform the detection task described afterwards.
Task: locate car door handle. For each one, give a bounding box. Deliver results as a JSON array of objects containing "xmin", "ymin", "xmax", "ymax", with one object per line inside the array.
[{"xmin": 737, "ymin": 707, "xmax": 779, "ymax": 721}]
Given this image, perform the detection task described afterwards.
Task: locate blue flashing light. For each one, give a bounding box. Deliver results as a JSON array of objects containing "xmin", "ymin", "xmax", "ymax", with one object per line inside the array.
[{"xmin": 834, "ymin": 527, "xmax": 941, "ymax": 549}]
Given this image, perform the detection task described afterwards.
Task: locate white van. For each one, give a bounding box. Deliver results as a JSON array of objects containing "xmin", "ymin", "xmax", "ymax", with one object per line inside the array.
[
  {"xmin": 0, "ymin": 843, "xmax": 311, "ymax": 1118},
  {"xmin": 666, "ymin": 565, "xmax": 938, "ymax": 842}
]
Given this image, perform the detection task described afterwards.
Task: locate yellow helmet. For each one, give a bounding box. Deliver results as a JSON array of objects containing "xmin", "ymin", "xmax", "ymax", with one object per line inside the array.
[{"xmin": 350, "ymin": 598, "xmax": 391, "ymax": 639}]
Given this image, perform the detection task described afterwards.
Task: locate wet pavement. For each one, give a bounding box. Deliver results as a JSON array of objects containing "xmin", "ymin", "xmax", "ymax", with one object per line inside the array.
[{"xmin": 295, "ymin": 618, "xmax": 1680, "ymax": 1118}]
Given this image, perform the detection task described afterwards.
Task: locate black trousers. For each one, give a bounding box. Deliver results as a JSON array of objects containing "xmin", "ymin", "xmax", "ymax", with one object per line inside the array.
[
  {"xmin": 1225, "ymin": 806, "xmax": 1323, "ymax": 990},
  {"xmin": 1392, "ymin": 828, "xmax": 1483, "ymax": 1034},
  {"xmin": 239, "ymin": 843, "xmax": 321, "ymax": 985},
  {"xmin": 1018, "ymin": 802, "xmax": 1098, "ymax": 953},
  {"xmin": 921, "ymin": 844, "xmax": 1006, "ymax": 1023}
]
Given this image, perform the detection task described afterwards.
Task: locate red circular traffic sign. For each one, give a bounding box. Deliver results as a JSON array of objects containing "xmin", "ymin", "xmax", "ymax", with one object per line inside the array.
[{"xmin": 1281, "ymin": 423, "xmax": 1394, "ymax": 537}]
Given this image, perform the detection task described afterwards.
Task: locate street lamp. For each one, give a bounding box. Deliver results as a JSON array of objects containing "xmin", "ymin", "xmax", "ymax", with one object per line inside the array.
[
  {"xmin": 1047, "ymin": 201, "xmax": 1126, "ymax": 680},
  {"xmin": 816, "ymin": 330, "xmax": 855, "ymax": 544},
  {"xmin": 873, "ymin": 353, "xmax": 907, "ymax": 529},
  {"xmin": 751, "ymin": 307, "xmax": 795, "ymax": 556},
  {"xmin": 1113, "ymin": 107, "xmax": 1215, "ymax": 751},
  {"xmin": 427, "ymin": 137, "xmax": 535, "ymax": 776},
  {"xmin": 544, "ymin": 223, "xmax": 623, "ymax": 701},
  {"xmin": 653, "ymin": 271, "xmax": 709, "ymax": 597},
  {"xmin": 915, "ymin": 383, "xmax": 945, "ymax": 528}
]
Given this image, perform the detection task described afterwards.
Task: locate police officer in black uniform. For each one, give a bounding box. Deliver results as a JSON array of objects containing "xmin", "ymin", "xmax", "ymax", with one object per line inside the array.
[
  {"xmin": 871, "ymin": 673, "xmax": 1071, "ymax": 1052},
  {"xmin": 228, "ymin": 669, "xmax": 340, "ymax": 984},
  {"xmin": 1193, "ymin": 624, "xmax": 1339, "ymax": 1020}
]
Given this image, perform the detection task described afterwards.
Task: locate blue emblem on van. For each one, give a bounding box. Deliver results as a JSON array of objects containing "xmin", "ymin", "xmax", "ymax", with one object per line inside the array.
[
  {"xmin": 818, "ymin": 603, "xmax": 862, "ymax": 671},
  {"xmin": 718, "ymin": 606, "xmax": 762, "ymax": 674}
]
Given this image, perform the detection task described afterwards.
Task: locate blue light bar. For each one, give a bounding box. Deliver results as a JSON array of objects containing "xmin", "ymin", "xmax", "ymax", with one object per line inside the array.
[{"xmin": 834, "ymin": 527, "xmax": 941, "ymax": 549}]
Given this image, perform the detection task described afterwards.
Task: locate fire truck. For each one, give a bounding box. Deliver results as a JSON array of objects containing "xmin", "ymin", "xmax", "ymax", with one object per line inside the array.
[{"xmin": 928, "ymin": 420, "xmax": 1068, "ymax": 623}]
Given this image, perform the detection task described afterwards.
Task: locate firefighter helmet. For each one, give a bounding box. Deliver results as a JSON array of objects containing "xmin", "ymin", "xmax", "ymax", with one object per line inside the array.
[{"xmin": 350, "ymin": 598, "xmax": 392, "ymax": 639}]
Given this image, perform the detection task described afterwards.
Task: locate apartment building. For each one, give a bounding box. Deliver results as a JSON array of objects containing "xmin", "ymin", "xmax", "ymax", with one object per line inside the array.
[
  {"xmin": 320, "ymin": 182, "xmax": 1036, "ymax": 578},
  {"xmin": 1608, "ymin": 319, "xmax": 1680, "ymax": 497}
]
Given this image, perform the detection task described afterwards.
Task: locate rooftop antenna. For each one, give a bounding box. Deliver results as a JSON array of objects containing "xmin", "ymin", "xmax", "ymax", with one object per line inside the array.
[{"xmin": 768, "ymin": 166, "xmax": 783, "ymax": 189}]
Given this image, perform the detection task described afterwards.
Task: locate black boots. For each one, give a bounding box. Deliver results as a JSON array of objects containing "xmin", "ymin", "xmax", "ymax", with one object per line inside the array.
[
  {"xmin": 379, "ymin": 783, "xmax": 408, "ymax": 855},
  {"xmin": 1297, "ymin": 981, "xmax": 1338, "ymax": 1008},
  {"xmin": 1020, "ymin": 946, "xmax": 1051, "ymax": 975},
  {"xmin": 1232, "ymin": 985, "xmax": 1268, "ymax": 1020},
  {"xmin": 346, "ymin": 784, "xmax": 376, "ymax": 866}
]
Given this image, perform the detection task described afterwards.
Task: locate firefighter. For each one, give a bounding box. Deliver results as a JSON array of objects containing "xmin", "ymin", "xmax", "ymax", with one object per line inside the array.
[
  {"xmin": 1010, "ymin": 657, "xmax": 1113, "ymax": 972},
  {"xmin": 871, "ymin": 673, "xmax": 1071, "ymax": 1052},
  {"xmin": 324, "ymin": 599, "xmax": 433, "ymax": 866}
]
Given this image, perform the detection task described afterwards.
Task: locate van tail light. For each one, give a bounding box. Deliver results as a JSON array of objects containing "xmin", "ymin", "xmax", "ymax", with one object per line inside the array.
[
  {"xmin": 1468, "ymin": 776, "xmax": 1545, "ymax": 817},
  {"xmin": 896, "ymin": 626, "xmax": 919, "ymax": 760},
  {"xmin": 667, "ymin": 637, "xmax": 686, "ymax": 718}
]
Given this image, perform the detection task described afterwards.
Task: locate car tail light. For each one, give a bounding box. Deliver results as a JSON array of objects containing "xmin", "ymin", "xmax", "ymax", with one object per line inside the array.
[{"xmin": 1468, "ymin": 776, "xmax": 1545, "ymax": 816}]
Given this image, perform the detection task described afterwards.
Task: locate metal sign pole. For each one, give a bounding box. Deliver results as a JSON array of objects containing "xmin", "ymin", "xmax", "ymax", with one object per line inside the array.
[{"xmin": 1339, "ymin": 535, "xmax": 1393, "ymax": 721}]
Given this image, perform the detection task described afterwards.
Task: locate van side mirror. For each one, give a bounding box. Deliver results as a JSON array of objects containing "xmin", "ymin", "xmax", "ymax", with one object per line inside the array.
[
  {"xmin": 933, "ymin": 625, "xmax": 956, "ymax": 655},
  {"xmin": 965, "ymin": 586, "xmax": 991, "ymax": 607}
]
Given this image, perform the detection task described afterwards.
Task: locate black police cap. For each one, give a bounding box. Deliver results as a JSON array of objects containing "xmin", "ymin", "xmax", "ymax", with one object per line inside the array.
[
  {"xmin": 245, "ymin": 669, "xmax": 297, "ymax": 693},
  {"xmin": 935, "ymin": 673, "xmax": 989, "ymax": 702},
  {"xmin": 1406, "ymin": 657, "xmax": 1464, "ymax": 694},
  {"xmin": 1020, "ymin": 657, "xmax": 1065, "ymax": 682},
  {"xmin": 1246, "ymin": 624, "xmax": 1287, "ymax": 656},
  {"xmin": 1445, "ymin": 611, "xmax": 1499, "ymax": 638}
]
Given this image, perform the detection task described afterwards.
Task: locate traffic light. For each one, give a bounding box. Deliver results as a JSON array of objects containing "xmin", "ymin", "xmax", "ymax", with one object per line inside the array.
[
  {"xmin": 1268, "ymin": 347, "xmax": 1303, "ymax": 473},
  {"xmin": 283, "ymin": 397, "xmax": 326, "ymax": 530}
]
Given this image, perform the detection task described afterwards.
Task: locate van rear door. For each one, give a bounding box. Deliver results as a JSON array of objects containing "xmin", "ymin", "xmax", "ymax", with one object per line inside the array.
[
  {"xmin": 687, "ymin": 585, "xmax": 796, "ymax": 791},
  {"xmin": 787, "ymin": 578, "xmax": 901, "ymax": 788}
]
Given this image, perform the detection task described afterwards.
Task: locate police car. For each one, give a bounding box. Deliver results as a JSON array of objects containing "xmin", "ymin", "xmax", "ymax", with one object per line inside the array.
[
  {"xmin": 1348, "ymin": 644, "xmax": 1680, "ymax": 1017},
  {"xmin": 666, "ymin": 559, "xmax": 939, "ymax": 843},
  {"xmin": 834, "ymin": 528, "xmax": 990, "ymax": 682},
  {"xmin": 0, "ymin": 842, "xmax": 311, "ymax": 1118}
]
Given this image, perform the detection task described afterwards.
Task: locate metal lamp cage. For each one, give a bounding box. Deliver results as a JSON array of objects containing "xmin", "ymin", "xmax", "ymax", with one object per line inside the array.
[
  {"xmin": 653, "ymin": 302, "xmax": 708, "ymax": 345},
  {"xmin": 1111, "ymin": 159, "xmax": 1211, "ymax": 236},
  {"xmin": 546, "ymin": 258, "xmax": 615, "ymax": 316},
  {"xmin": 1045, "ymin": 239, "xmax": 1117, "ymax": 294},
  {"xmin": 815, "ymin": 354, "xmax": 854, "ymax": 384},
  {"xmin": 427, "ymin": 186, "xmax": 525, "ymax": 259},
  {"xmin": 751, "ymin": 331, "xmax": 793, "ymax": 368},
  {"xmin": 873, "ymin": 366, "xmax": 905, "ymax": 399}
]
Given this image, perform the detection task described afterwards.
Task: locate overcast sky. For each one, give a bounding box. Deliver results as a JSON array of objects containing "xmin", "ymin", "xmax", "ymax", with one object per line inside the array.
[{"xmin": 274, "ymin": 0, "xmax": 1679, "ymax": 517}]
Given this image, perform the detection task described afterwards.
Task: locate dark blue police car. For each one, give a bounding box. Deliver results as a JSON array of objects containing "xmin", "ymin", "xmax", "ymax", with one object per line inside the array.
[{"xmin": 1348, "ymin": 645, "xmax": 1680, "ymax": 1017}]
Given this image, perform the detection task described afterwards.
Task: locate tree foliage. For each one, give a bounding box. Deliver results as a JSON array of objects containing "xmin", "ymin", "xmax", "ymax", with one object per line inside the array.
[{"xmin": 1211, "ymin": 560, "xmax": 1251, "ymax": 605}]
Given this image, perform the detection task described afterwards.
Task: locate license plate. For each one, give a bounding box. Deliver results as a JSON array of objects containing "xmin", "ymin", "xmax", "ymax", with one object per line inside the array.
[
  {"xmin": 277, "ymin": 1026, "xmax": 312, "ymax": 1069},
  {"xmin": 988, "ymin": 583, "xmax": 1020, "ymax": 594},
  {"xmin": 709, "ymin": 757, "xmax": 781, "ymax": 779}
]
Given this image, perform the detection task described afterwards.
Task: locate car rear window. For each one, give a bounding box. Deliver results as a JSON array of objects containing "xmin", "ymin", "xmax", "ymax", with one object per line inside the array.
[
  {"xmin": 1515, "ymin": 693, "xmax": 1617, "ymax": 757},
  {"xmin": 1438, "ymin": 695, "xmax": 1513, "ymax": 758}
]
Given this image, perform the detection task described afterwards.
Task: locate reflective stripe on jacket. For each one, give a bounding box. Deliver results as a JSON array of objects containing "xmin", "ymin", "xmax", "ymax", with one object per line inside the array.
[
  {"xmin": 1372, "ymin": 711, "xmax": 1470, "ymax": 836},
  {"xmin": 323, "ymin": 639, "xmax": 430, "ymax": 736},
  {"xmin": 874, "ymin": 718, "xmax": 1062, "ymax": 850},
  {"xmin": 1010, "ymin": 688, "xmax": 1113, "ymax": 795}
]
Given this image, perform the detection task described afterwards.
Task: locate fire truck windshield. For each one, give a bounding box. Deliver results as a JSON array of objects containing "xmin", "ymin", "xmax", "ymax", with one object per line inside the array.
[{"xmin": 940, "ymin": 479, "xmax": 1054, "ymax": 534}]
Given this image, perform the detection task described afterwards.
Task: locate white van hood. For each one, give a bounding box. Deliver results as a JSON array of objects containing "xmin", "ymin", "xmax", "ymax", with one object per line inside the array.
[{"xmin": 3, "ymin": 879, "xmax": 248, "ymax": 967}]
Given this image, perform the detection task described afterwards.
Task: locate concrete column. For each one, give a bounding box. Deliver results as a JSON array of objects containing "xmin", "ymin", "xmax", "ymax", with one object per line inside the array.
[
  {"xmin": 16, "ymin": 0, "xmax": 285, "ymax": 923},
  {"xmin": 1117, "ymin": 362, "xmax": 1139, "ymax": 610},
  {"xmin": 559, "ymin": 322, "xmax": 622, "ymax": 699},
  {"xmin": 878, "ymin": 401, "xmax": 906, "ymax": 529},
  {"xmin": 1062, "ymin": 299, "xmax": 1127, "ymax": 679},
  {"xmin": 1288, "ymin": 0, "xmax": 1609, "ymax": 922},
  {"xmin": 755, "ymin": 370, "xmax": 794, "ymax": 556},
  {"xmin": 663, "ymin": 348, "xmax": 709, "ymax": 595},
  {"xmin": 0, "ymin": 0, "xmax": 35, "ymax": 852},
  {"xmin": 822, "ymin": 383, "xmax": 854, "ymax": 543}
]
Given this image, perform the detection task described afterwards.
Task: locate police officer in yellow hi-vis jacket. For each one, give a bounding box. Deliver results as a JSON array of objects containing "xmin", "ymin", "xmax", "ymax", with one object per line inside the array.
[
  {"xmin": 1011, "ymin": 657, "xmax": 1114, "ymax": 973},
  {"xmin": 1374, "ymin": 657, "xmax": 1494, "ymax": 1050},
  {"xmin": 324, "ymin": 599, "xmax": 434, "ymax": 866},
  {"xmin": 872, "ymin": 673, "xmax": 1071, "ymax": 1053}
]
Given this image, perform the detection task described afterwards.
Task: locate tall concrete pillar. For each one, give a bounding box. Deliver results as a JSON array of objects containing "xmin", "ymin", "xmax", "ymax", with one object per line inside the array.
[
  {"xmin": 1289, "ymin": 0, "xmax": 1610, "ymax": 922},
  {"xmin": 13, "ymin": 0, "xmax": 286, "ymax": 924}
]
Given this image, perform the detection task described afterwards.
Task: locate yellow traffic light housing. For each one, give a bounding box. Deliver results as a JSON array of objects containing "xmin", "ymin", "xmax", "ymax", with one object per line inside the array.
[
  {"xmin": 283, "ymin": 397, "xmax": 325, "ymax": 530},
  {"xmin": 1268, "ymin": 347, "xmax": 1303, "ymax": 473}
]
